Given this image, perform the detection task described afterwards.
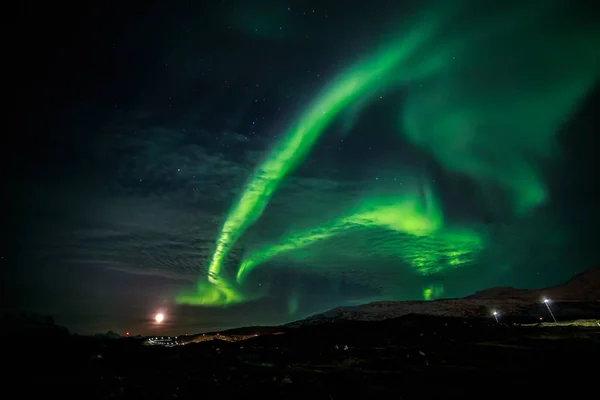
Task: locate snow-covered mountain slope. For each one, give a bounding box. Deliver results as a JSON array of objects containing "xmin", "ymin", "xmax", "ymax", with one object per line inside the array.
[{"xmin": 290, "ymin": 266, "xmax": 600, "ymax": 326}]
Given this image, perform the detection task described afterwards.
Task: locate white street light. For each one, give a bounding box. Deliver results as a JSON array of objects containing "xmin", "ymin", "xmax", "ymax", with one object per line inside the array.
[
  {"xmin": 542, "ymin": 299, "xmax": 557, "ymax": 322},
  {"xmin": 492, "ymin": 311, "xmax": 499, "ymax": 323}
]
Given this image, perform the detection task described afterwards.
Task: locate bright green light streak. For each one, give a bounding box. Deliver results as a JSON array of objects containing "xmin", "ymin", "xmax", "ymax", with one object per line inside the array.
[
  {"xmin": 176, "ymin": 280, "xmax": 245, "ymax": 306},
  {"xmin": 238, "ymin": 223, "xmax": 483, "ymax": 283},
  {"xmin": 423, "ymin": 284, "xmax": 444, "ymax": 300},
  {"xmin": 237, "ymin": 188, "xmax": 443, "ymax": 283},
  {"xmin": 205, "ymin": 17, "xmax": 443, "ymax": 285}
]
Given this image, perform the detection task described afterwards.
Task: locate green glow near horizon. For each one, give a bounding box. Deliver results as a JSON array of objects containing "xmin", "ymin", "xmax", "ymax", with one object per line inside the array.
[
  {"xmin": 423, "ymin": 284, "xmax": 444, "ymax": 301},
  {"xmin": 177, "ymin": 1, "xmax": 600, "ymax": 306}
]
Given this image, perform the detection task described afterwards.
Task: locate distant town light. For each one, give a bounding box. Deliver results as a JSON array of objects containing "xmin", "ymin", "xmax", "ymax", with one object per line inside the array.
[
  {"xmin": 155, "ymin": 313, "xmax": 164, "ymax": 323},
  {"xmin": 492, "ymin": 310, "xmax": 499, "ymax": 323}
]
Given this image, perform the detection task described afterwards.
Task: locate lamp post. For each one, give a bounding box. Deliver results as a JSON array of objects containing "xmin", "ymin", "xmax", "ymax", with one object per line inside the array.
[
  {"xmin": 543, "ymin": 298, "xmax": 557, "ymax": 323},
  {"xmin": 492, "ymin": 311, "xmax": 499, "ymax": 323}
]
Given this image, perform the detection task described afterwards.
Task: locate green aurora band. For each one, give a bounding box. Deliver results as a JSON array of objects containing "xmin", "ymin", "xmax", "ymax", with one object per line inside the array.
[
  {"xmin": 236, "ymin": 186, "xmax": 444, "ymax": 283},
  {"xmin": 178, "ymin": 8, "xmax": 445, "ymax": 305},
  {"xmin": 236, "ymin": 203, "xmax": 485, "ymax": 283},
  {"xmin": 177, "ymin": 1, "xmax": 600, "ymax": 306}
]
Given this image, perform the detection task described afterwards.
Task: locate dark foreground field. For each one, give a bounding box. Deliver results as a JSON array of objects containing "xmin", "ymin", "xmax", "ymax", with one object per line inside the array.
[{"xmin": 7, "ymin": 315, "xmax": 600, "ymax": 399}]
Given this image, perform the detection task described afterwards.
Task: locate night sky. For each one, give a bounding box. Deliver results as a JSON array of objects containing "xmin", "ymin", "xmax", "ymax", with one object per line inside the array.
[{"xmin": 4, "ymin": 0, "xmax": 600, "ymax": 335}]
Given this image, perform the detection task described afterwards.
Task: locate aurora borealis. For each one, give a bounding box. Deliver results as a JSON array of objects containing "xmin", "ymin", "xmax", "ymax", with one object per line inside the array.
[
  {"xmin": 176, "ymin": 0, "xmax": 600, "ymax": 308},
  {"xmin": 6, "ymin": 0, "xmax": 600, "ymax": 335}
]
